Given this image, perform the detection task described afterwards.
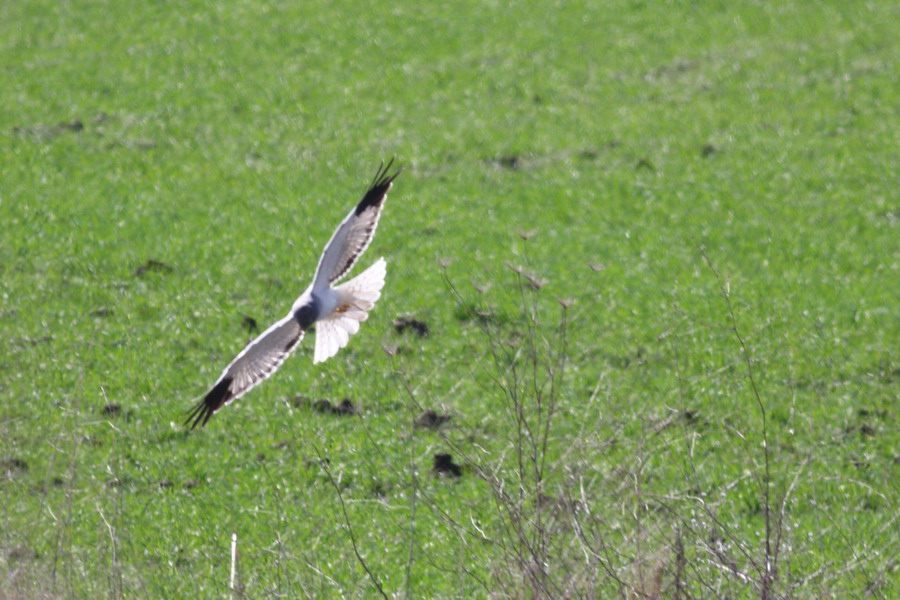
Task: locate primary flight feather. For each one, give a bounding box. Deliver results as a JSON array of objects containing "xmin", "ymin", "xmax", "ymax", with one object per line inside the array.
[{"xmin": 185, "ymin": 160, "xmax": 399, "ymax": 430}]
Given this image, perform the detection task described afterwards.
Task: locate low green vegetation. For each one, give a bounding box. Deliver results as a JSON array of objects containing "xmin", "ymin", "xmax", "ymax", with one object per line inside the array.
[{"xmin": 1, "ymin": 0, "xmax": 896, "ymax": 597}]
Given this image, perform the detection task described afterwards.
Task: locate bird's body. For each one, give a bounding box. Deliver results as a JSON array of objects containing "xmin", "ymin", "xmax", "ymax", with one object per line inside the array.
[{"xmin": 185, "ymin": 161, "xmax": 399, "ymax": 430}]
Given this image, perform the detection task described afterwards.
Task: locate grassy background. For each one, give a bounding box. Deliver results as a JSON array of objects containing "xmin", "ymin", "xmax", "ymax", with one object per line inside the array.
[{"xmin": 1, "ymin": 0, "xmax": 897, "ymax": 597}]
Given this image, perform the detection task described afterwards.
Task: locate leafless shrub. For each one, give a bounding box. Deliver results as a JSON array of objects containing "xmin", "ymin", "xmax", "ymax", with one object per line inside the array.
[{"xmin": 377, "ymin": 237, "xmax": 893, "ymax": 599}]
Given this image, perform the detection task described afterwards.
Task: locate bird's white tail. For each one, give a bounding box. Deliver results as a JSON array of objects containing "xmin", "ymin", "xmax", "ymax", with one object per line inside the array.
[{"xmin": 313, "ymin": 258, "xmax": 387, "ymax": 364}]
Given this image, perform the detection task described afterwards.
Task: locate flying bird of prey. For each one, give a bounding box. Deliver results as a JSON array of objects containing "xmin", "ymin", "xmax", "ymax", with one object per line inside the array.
[{"xmin": 185, "ymin": 161, "xmax": 400, "ymax": 430}]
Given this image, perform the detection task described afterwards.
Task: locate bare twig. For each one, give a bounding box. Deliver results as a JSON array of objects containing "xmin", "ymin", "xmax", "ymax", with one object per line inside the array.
[
  {"xmin": 700, "ymin": 247, "xmax": 776, "ymax": 598},
  {"xmin": 314, "ymin": 445, "xmax": 389, "ymax": 600},
  {"xmin": 96, "ymin": 505, "xmax": 121, "ymax": 600}
]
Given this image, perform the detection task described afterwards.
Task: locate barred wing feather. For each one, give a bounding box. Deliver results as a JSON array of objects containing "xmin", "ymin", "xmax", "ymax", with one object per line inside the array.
[
  {"xmin": 185, "ymin": 315, "xmax": 305, "ymax": 430},
  {"xmin": 311, "ymin": 160, "xmax": 398, "ymax": 291}
]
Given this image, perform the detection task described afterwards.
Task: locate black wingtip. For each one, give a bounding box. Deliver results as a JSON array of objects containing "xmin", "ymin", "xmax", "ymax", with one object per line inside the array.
[
  {"xmin": 184, "ymin": 376, "xmax": 234, "ymax": 431},
  {"xmin": 356, "ymin": 158, "xmax": 401, "ymax": 216}
]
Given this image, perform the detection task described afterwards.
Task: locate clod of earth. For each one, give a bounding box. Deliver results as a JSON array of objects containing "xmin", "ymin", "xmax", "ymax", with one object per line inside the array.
[
  {"xmin": 242, "ymin": 315, "xmax": 259, "ymax": 332},
  {"xmin": 134, "ymin": 259, "xmax": 173, "ymax": 277},
  {"xmin": 58, "ymin": 119, "xmax": 84, "ymax": 132},
  {"xmin": 2, "ymin": 457, "xmax": 29, "ymax": 473},
  {"xmin": 101, "ymin": 403, "xmax": 122, "ymax": 416},
  {"xmin": 393, "ymin": 316, "xmax": 430, "ymax": 337},
  {"xmin": 493, "ymin": 155, "xmax": 521, "ymax": 170},
  {"xmin": 12, "ymin": 119, "xmax": 83, "ymax": 140},
  {"xmin": 415, "ymin": 410, "xmax": 452, "ymax": 430},
  {"xmin": 333, "ymin": 399, "xmax": 359, "ymax": 415},
  {"xmin": 432, "ymin": 453, "xmax": 462, "ymax": 478},
  {"xmin": 313, "ymin": 398, "xmax": 360, "ymax": 416}
]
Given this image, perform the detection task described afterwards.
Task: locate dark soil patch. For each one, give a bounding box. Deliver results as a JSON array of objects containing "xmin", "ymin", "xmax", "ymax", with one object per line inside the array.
[
  {"xmin": 101, "ymin": 403, "xmax": 122, "ymax": 417},
  {"xmin": 393, "ymin": 316, "xmax": 429, "ymax": 337},
  {"xmin": 134, "ymin": 259, "xmax": 173, "ymax": 277},
  {"xmin": 2, "ymin": 457, "xmax": 29, "ymax": 475},
  {"xmin": 635, "ymin": 157, "xmax": 655, "ymax": 171},
  {"xmin": 312, "ymin": 398, "xmax": 360, "ymax": 416},
  {"xmin": 492, "ymin": 155, "xmax": 521, "ymax": 170},
  {"xmin": 432, "ymin": 453, "xmax": 462, "ymax": 478},
  {"xmin": 701, "ymin": 143, "xmax": 718, "ymax": 157},
  {"xmin": 100, "ymin": 403, "xmax": 134, "ymax": 421},
  {"xmin": 13, "ymin": 119, "xmax": 84, "ymax": 140},
  {"xmin": 415, "ymin": 410, "xmax": 452, "ymax": 430},
  {"xmin": 242, "ymin": 315, "xmax": 259, "ymax": 333}
]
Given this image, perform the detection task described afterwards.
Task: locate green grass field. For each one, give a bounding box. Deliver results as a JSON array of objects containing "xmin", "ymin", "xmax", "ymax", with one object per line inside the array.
[{"xmin": 1, "ymin": 0, "xmax": 897, "ymax": 597}]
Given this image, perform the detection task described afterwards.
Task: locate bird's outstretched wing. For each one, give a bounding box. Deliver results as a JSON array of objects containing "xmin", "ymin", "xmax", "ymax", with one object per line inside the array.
[
  {"xmin": 311, "ymin": 159, "xmax": 400, "ymax": 291},
  {"xmin": 187, "ymin": 161, "xmax": 399, "ymax": 429},
  {"xmin": 185, "ymin": 314, "xmax": 305, "ymax": 430},
  {"xmin": 313, "ymin": 257, "xmax": 386, "ymax": 364}
]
